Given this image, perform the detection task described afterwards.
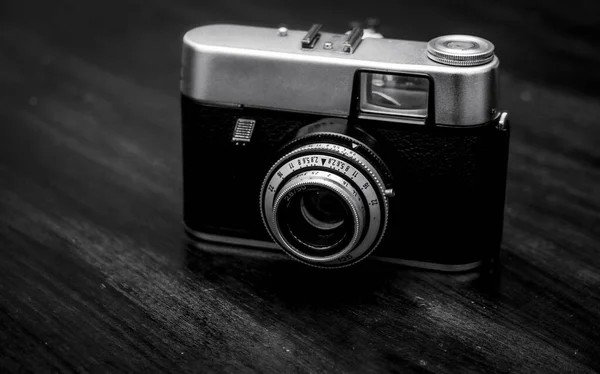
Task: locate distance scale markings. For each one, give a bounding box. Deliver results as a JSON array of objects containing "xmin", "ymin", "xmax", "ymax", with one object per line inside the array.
[
  {"xmin": 265, "ymin": 154, "xmax": 379, "ymax": 210},
  {"xmin": 281, "ymin": 170, "xmax": 366, "ymax": 215},
  {"xmin": 290, "ymin": 172, "xmax": 363, "ymax": 209},
  {"xmin": 262, "ymin": 143, "xmax": 387, "ymax": 265}
]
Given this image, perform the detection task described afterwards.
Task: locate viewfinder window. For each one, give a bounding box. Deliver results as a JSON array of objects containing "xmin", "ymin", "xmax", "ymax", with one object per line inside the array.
[{"xmin": 360, "ymin": 73, "xmax": 430, "ymax": 120}]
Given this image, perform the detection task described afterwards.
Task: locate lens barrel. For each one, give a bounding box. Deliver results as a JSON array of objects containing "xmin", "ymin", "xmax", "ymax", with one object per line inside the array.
[
  {"xmin": 261, "ymin": 138, "xmax": 389, "ymax": 268},
  {"xmin": 273, "ymin": 174, "xmax": 364, "ymax": 262}
]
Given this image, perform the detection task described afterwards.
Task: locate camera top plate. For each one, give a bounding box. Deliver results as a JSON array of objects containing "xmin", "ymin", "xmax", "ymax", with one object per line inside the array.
[{"xmin": 181, "ymin": 24, "xmax": 499, "ymax": 126}]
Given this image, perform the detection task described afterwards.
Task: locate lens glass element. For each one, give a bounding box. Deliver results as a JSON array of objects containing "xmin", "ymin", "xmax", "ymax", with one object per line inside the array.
[
  {"xmin": 277, "ymin": 186, "xmax": 353, "ymax": 257},
  {"xmin": 300, "ymin": 189, "xmax": 345, "ymax": 231}
]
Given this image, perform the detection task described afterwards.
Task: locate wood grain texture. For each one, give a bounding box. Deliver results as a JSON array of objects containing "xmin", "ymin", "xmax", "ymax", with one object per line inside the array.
[{"xmin": 1, "ymin": 0, "xmax": 599, "ymax": 372}]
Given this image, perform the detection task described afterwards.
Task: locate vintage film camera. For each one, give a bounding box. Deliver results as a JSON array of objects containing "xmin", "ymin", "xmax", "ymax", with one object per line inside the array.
[{"xmin": 180, "ymin": 23, "xmax": 510, "ymax": 270}]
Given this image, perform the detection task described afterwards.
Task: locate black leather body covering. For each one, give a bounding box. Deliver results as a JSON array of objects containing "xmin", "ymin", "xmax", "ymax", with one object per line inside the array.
[{"xmin": 181, "ymin": 95, "xmax": 510, "ymax": 266}]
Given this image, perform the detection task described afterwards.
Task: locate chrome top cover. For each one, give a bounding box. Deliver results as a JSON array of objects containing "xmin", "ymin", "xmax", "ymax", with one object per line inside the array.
[{"xmin": 181, "ymin": 24, "xmax": 499, "ymax": 126}]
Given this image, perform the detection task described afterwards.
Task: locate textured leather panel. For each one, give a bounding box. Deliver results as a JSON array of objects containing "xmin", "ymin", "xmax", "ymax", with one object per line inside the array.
[
  {"xmin": 181, "ymin": 97, "xmax": 322, "ymax": 239},
  {"xmin": 368, "ymin": 123, "xmax": 510, "ymax": 264},
  {"xmin": 182, "ymin": 96, "xmax": 510, "ymax": 265}
]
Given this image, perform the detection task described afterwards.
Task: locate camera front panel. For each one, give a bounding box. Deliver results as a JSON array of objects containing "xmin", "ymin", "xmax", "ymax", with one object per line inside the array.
[{"xmin": 182, "ymin": 95, "xmax": 509, "ymax": 269}]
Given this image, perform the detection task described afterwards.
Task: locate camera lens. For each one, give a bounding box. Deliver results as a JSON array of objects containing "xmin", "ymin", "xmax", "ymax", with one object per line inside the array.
[
  {"xmin": 272, "ymin": 176, "xmax": 363, "ymax": 262},
  {"xmin": 301, "ymin": 188, "xmax": 346, "ymax": 231},
  {"xmin": 278, "ymin": 186, "xmax": 352, "ymax": 256},
  {"xmin": 261, "ymin": 136, "xmax": 390, "ymax": 268}
]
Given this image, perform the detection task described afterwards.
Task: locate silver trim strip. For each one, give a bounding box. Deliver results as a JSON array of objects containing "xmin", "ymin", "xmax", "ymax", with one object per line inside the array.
[
  {"xmin": 372, "ymin": 257, "xmax": 482, "ymax": 272},
  {"xmin": 181, "ymin": 24, "xmax": 499, "ymax": 126},
  {"xmin": 185, "ymin": 227, "xmax": 483, "ymax": 272}
]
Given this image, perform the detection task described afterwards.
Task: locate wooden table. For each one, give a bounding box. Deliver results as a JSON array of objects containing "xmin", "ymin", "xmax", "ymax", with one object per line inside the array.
[{"xmin": 1, "ymin": 0, "xmax": 599, "ymax": 372}]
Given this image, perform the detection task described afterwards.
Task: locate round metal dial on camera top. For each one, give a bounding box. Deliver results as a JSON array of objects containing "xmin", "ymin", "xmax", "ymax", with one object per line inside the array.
[{"xmin": 427, "ymin": 35, "xmax": 495, "ymax": 66}]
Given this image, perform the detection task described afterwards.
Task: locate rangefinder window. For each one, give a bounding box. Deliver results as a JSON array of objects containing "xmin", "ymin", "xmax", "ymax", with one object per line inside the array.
[{"xmin": 360, "ymin": 73, "xmax": 430, "ymax": 121}]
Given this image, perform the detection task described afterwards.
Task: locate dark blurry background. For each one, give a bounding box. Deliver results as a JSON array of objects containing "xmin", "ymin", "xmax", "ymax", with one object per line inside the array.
[
  {"xmin": 3, "ymin": 0, "xmax": 599, "ymax": 97},
  {"xmin": 1, "ymin": 0, "xmax": 600, "ymax": 372}
]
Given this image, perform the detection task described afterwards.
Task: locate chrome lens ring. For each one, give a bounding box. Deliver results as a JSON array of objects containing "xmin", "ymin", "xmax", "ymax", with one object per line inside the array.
[{"xmin": 271, "ymin": 174, "xmax": 365, "ymax": 263}]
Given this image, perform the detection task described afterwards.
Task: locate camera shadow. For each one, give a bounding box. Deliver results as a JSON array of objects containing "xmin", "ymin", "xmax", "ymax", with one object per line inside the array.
[{"xmin": 183, "ymin": 239, "xmax": 503, "ymax": 307}]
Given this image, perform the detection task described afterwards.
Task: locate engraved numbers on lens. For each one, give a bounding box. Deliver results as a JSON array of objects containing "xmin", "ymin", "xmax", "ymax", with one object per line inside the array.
[
  {"xmin": 284, "ymin": 185, "xmax": 307, "ymax": 201},
  {"xmin": 266, "ymin": 154, "xmax": 378, "ymax": 207}
]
